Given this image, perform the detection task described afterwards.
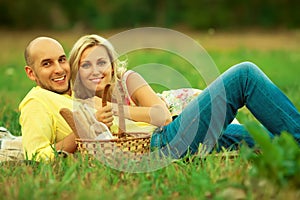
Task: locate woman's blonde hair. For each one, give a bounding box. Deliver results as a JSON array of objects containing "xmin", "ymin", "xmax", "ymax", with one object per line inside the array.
[{"xmin": 69, "ymin": 34, "xmax": 127, "ymax": 99}]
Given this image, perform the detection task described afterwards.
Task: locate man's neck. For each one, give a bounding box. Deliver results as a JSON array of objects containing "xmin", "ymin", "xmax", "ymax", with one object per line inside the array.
[
  {"xmin": 66, "ymin": 89, "xmax": 72, "ymax": 96},
  {"xmin": 36, "ymin": 86, "xmax": 72, "ymax": 96}
]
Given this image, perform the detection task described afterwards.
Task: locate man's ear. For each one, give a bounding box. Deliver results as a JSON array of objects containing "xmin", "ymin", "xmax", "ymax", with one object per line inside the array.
[{"xmin": 25, "ymin": 66, "xmax": 36, "ymax": 81}]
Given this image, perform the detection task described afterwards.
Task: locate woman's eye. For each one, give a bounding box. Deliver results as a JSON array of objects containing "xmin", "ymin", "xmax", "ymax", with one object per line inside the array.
[
  {"xmin": 80, "ymin": 63, "xmax": 91, "ymax": 69},
  {"xmin": 97, "ymin": 60, "xmax": 107, "ymax": 66}
]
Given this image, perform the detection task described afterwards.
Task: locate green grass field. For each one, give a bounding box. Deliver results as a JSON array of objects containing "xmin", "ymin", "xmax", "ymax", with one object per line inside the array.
[{"xmin": 0, "ymin": 29, "xmax": 300, "ymax": 199}]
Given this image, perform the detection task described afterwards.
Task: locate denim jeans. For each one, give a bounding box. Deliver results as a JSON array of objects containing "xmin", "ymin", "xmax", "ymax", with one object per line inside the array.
[{"xmin": 150, "ymin": 62, "xmax": 300, "ymax": 158}]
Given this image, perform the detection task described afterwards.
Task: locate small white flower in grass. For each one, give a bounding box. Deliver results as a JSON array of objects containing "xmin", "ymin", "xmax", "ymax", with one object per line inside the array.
[{"xmin": 5, "ymin": 67, "xmax": 14, "ymax": 76}]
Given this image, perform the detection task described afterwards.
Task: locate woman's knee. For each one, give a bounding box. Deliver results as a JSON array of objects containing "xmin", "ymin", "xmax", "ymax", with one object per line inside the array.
[
  {"xmin": 230, "ymin": 61, "xmax": 266, "ymax": 82},
  {"xmin": 234, "ymin": 61, "xmax": 260, "ymax": 73}
]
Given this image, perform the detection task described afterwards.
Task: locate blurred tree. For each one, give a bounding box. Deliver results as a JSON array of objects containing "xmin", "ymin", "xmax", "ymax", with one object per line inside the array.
[{"xmin": 0, "ymin": 0, "xmax": 299, "ymax": 30}]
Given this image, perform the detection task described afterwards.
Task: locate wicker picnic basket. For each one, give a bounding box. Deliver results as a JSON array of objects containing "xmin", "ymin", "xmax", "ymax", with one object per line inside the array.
[{"xmin": 60, "ymin": 83, "xmax": 152, "ymax": 163}]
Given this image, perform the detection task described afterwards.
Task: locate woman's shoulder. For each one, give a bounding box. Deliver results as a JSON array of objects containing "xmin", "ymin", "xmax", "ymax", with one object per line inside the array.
[
  {"xmin": 120, "ymin": 70, "xmax": 149, "ymax": 106},
  {"xmin": 122, "ymin": 70, "xmax": 137, "ymax": 80},
  {"xmin": 122, "ymin": 70, "xmax": 147, "ymax": 84}
]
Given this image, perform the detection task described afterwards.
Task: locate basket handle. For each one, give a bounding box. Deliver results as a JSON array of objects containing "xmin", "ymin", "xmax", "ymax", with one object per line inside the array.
[
  {"xmin": 102, "ymin": 82, "xmax": 126, "ymax": 135},
  {"xmin": 102, "ymin": 84, "xmax": 111, "ymax": 107}
]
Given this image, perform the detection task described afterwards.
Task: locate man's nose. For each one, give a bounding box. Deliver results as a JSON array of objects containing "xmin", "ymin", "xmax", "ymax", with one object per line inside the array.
[{"xmin": 53, "ymin": 62, "xmax": 65, "ymax": 73}]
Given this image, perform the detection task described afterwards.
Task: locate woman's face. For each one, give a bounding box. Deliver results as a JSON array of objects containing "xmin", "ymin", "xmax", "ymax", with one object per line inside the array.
[{"xmin": 78, "ymin": 45, "xmax": 113, "ymax": 96}]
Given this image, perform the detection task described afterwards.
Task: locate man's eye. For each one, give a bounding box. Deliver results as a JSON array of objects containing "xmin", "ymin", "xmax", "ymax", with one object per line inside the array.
[
  {"xmin": 59, "ymin": 57, "xmax": 66, "ymax": 63},
  {"xmin": 42, "ymin": 62, "xmax": 51, "ymax": 67}
]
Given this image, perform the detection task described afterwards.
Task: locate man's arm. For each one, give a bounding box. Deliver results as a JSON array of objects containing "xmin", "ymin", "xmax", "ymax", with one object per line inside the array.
[
  {"xmin": 20, "ymin": 100, "xmax": 74, "ymax": 160},
  {"xmin": 55, "ymin": 132, "xmax": 77, "ymax": 153}
]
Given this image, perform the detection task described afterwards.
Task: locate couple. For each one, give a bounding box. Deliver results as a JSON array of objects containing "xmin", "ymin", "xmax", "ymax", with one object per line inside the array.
[{"xmin": 20, "ymin": 34, "xmax": 300, "ymax": 161}]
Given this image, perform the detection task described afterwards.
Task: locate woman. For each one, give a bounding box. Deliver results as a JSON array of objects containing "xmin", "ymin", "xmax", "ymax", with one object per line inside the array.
[{"xmin": 69, "ymin": 34, "xmax": 300, "ymax": 158}]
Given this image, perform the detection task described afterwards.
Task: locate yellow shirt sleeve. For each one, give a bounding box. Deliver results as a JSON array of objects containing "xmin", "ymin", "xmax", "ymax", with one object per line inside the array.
[{"xmin": 20, "ymin": 99, "xmax": 56, "ymax": 161}]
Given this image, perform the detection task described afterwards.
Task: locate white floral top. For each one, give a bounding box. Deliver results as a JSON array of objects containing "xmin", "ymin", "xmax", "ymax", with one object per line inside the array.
[{"xmin": 157, "ymin": 88, "xmax": 202, "ymax": 116}]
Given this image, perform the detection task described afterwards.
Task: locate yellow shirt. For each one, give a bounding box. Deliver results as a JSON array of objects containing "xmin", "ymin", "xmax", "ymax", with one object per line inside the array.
[{"xmin": 19, "ymin": 86, "xmax": 73, "ymax": 161}]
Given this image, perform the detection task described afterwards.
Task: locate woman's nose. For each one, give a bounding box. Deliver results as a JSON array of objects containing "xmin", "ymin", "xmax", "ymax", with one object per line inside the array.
[
  {"xmin": 90, "ymin": 65, "xmax": 102, "ymax": 75},
  {"xmin": 92, "ymin": 64, "xmax": 107, "ymax": 73}
]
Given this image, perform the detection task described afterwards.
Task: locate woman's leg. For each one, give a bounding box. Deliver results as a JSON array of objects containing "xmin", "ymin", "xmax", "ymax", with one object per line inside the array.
[
  {"xmin": 151, "ymin": 62, "xmax": 300, "ymax": 158},
  {"xmin": 217, "ymin": 124, "xmax": 255, "ymax": 150}
]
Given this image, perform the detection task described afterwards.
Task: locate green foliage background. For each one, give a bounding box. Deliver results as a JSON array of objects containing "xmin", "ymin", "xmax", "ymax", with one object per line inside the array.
[{"xmin": 0, "ymin": 0, "xmax": 299, "ymax": 30}]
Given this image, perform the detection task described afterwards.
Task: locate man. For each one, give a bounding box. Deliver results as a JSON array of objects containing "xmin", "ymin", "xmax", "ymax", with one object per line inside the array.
[{"xmin": 20, "ymin": 37, "xmax": 77, "ymax": 161}]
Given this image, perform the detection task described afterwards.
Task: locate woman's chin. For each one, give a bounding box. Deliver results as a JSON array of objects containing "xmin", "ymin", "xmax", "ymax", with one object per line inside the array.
[{"xmin": 84, "ymin": 83, "xmax": 107, "ymax": 96}]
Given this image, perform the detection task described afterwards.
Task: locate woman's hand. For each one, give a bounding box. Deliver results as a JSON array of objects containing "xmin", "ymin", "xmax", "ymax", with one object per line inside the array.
[{"xmin": 95, "ymin": 104, "xmax": 114, "ymax": 128}]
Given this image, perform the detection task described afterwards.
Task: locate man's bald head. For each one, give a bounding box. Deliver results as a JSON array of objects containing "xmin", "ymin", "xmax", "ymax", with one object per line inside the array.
[{"xmin": 24, "ymin": 37, "xmax": 64, "ymax": 67}]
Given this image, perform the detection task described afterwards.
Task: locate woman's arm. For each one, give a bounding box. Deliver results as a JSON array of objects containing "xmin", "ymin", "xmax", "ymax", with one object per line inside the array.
[
  {"xmin": 87, "ymin": 71, "xmax": 172, "ymax": 126},
  {"xmin": 118, "ymin": 72, "xmax": 172, "ymax": 126}
]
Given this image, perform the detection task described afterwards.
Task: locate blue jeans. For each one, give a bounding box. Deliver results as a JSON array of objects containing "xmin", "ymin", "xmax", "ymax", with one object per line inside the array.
[{"xmin": 150, "ymin": 62, "xmax": 300, "ymax": 158}]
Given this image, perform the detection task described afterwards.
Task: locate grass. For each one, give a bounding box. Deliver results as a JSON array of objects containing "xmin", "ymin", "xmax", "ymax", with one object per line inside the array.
[{"xmin": 0, "ymin": 29, "xmax": 300, "ymax": 199}]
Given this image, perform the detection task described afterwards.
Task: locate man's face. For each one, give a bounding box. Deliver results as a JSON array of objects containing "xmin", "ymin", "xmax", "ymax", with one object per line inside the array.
[{"xmin": 25, "ymin": 38, "xmax": 71, "ymax": 94}]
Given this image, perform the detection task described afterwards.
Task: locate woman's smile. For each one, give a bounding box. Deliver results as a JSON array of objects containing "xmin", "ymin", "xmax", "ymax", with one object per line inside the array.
[{"xmin": 89, "ymin": 77, "xmax": 103, "ymax": 84}]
